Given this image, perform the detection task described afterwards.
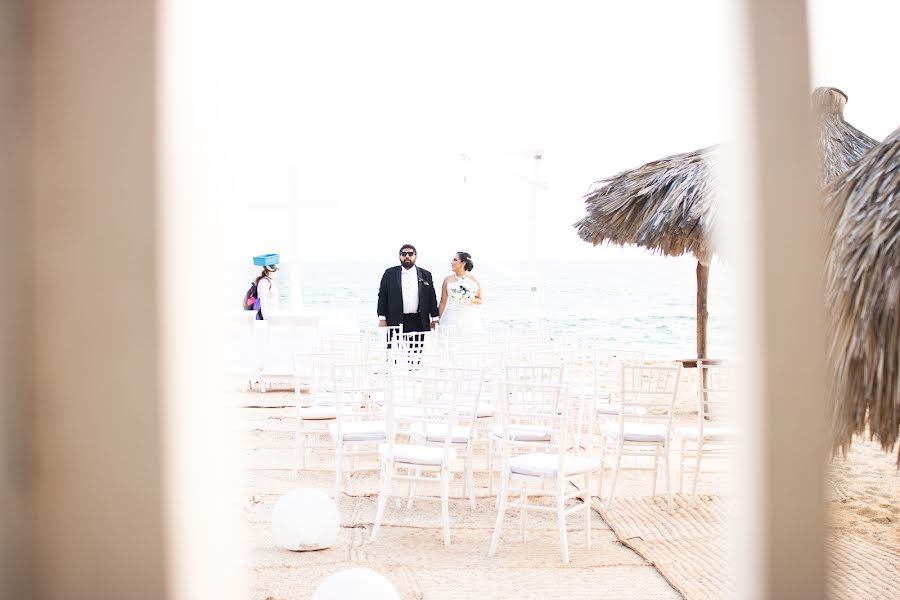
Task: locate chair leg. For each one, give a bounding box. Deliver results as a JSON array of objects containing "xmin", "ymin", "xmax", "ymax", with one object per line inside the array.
[
  {"xmin": 605, "ymin": 440, "xmax": 624, "ymax": 509},
  {"xmin": 440, "ymin": 467, "xmax": 451, "ymax": 546},
  {"xmin": 465, "ymin": 450, "xmax": 477, "ymax": 511},
  {"xmin": 574, "ymin": 398, "xmax": 584, "ymax": 449},
  {"xmin": 520, "ymin": 489, "xmax": 528, "ymax": 542},
  {"xmin": 487, "ymin": 437, "xmax": 495, "ymax": 497},
  {"xmin": 584, "ymin": 473, "xmax": 592, "ymax": 550},
  {"xmin": 664, "ymin": 442, "xmax": 673, "ymax": 511},
  {"xmin": 371, "ymin": 459, "xmax": 390, "ymax": 541},
  {"xmin": 334, "ymin": 443, "xmax": 344, "ymax": 509},
  {"xmin": 652, "ymin": 446, "xmax": 659, "ymax": 498},
  {"xmin": 406, "ymin": 466, "xmax": 420, "ymax": 510},
  {"xmin": 557, "ymin": 489, "xmax": 570, "ymax": 564},
  {"xmin": 299, "ymin": 424, "xmax": 307, "ymax": 473},
  {"xmin": 488, "ymin": 470, "xmax": 510, "ymax": 557},
  {"xmin": 690, "ymin": 441, "xmax": 704, "ymax": 508},
  {"xmin": 598, "ymin": 439, "xmax": 607, "ymax": 500}
]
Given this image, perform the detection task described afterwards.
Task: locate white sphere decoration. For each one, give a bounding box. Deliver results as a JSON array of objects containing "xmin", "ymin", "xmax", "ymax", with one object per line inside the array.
[
  {"xmin": 271, "ymin": 488, "xmax": 340, "ymax": 551},
  {"xmin": 312, "ymin": 568, "xmax": 400, "ymax": 600}
]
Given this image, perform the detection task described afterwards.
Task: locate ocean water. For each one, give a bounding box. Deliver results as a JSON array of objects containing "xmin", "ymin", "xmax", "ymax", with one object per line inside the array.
[{"xmin": 238, "ymin": 258, "xmax": 736, "ymax": 360}]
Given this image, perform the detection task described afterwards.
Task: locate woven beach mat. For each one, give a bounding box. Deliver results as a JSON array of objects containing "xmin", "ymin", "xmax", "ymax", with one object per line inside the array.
[
  {"xmin": 595, "ymin": 494, "xmax": 735, "ymax": 600},
  {"xmin": 246, "ymin": 490, "xmax": 680, "ymax": 600},
  {"xmin": 596, "ymin": 494, "xmax": 900, "ymax": 600},
  {"xmin": 245, "ymin": 476, "xmax": 680, "ymax": 599},
  {"xmin": 827, "ymin": 532, "xmax": 900, "ymax": 600}
]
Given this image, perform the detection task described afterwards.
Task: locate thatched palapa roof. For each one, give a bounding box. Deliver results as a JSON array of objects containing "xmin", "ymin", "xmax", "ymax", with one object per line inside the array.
[
  {"xmin": 825, "ymin": 125, "xmax": 900, "ymax": 462},
  {"xmin": 574, "ymin": 146, "xmax": 718, "ymax": 263},
  {"xmin": 814, "ymin": 87, "xmax": 879, "ymax": 187},
  {"xmin": 574, "ymin": 87, "xmax": 876, "ymax": 261}
]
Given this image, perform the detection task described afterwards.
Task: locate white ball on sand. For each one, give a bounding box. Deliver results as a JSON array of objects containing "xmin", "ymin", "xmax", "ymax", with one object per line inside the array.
[
  {"xmin": 312, "ymin": 569, "xmax": 400, "ymax": 600},
  {"xmin": 271, "ymin": 488, "xmax": 340, "ymax": 551}
]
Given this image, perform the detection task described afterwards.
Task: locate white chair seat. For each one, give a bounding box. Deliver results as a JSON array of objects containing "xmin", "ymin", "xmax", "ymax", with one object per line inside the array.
[
  {"xmin": 595, "ymin": 404, "xmax": 647, "ymax": 416},
  {"xmin": 490, "ymin": 424, "xmax": 552, "ymax": 442},
  {"xmin": 410, "ymin": 423, "xmax": 472, "ymax": 444},
  {"xmin": 379, "ymin": 443, "xmax": 456, "ymax": 466},
  {"xmin": 329, "ymin": 420, "xmax": 387, "ymax": 442},
  {"xmin": 674, "ymin": 425, "xmax": 737, "ymax": 442},
  {"xmin": 300, "ymin": 405, "xmax": 337, "ymax": 420},
  {"xmin": 509, "ymin": 452, "xmax": 602, "ymax": 478},
  {"xmin": 601, "ymin": 421, "xmax": 667, "ymax": 442}
]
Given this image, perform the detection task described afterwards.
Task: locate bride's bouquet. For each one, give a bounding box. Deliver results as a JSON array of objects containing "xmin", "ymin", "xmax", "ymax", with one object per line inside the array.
[{"xmin": 450, "ymin": 282, "xmax": 477, "ymax": 305}]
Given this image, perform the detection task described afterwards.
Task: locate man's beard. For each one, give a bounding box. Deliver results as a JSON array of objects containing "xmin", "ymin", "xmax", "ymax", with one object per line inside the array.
[{"xmin": 401, "ymin": 259, "xmax": 414, "ymax": 269}]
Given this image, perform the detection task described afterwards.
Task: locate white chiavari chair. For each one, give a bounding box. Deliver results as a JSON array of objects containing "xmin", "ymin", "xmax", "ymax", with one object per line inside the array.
[
  {"xmin": 487, "ymin": 363, "xmax": 566, "ymax": 494},
  {"xmin": 418, "ymin": 364, "xmax": 484, "ymax": 510},
  {"xmin": 598, "ymin": 363, "xmax": 682, "ymax": 509},
  {"xmin": 329, "ymin": 362, "xmax": 389, "ymax": 510},
  {"xmin": 371, "ymin": 372, "xmax": 466, "ymax": 546},
  {"xmin": 488, "ymin": 381, "xmax": 599, "ymax": 563},
  {"xmin": 292, "ymin": 351, "xmax": 344, "ymax": 473},
  {"xmin": 674, "ymin": 359, "xmax": 736, "ymax": 507}
]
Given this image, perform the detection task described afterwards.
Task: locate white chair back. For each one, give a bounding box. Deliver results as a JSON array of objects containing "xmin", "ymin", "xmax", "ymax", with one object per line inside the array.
[
  {"xmin": 617, "ymin": 363, "xmax": 681, "ymax": 428},
  {"xmin": 496, "ymin": 381, "xmax": 567, "ymax": 455},
  {"xmin": 331, "ymin": 362, "xmax": 389, "ymax": 438},
  {"xmin": 391, "ymin": 330, "xmax": 444, "ymax": 370},
  {"xmin": 504, "ymin": 363, "xmax": 565, "ymax": 385},
  {"xmin": 362, "ymin": 325, "xmax": 403, "ymax": 364},
  {"xmin": 293, "ymin": 350, "xmax": 344, "ymax": 401},
  {"xmin": 383, "ymin": 372, "xmax": 462, "ymax": 466},
  {"xmin": 697, "ymin": 360, "xmax": 736, "ymax": 433},
  {"xmin": 420, "ymin": 365, "xmax": 484, "ymax": 423},
  {"xmin": 320, "ymin": 333, "xmax": 369, "ymax": 362}
]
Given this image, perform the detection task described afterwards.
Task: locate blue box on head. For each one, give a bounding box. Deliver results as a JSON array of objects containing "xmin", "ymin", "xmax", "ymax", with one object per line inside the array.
[{"xmin": 253, "ymin": 253, "xmax": 280, "ymax": 266}]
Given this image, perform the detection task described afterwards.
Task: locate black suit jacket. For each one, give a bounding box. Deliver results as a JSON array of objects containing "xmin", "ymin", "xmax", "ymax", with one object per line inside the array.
[{"xmin": 377, "ymin": 265, "xmax": 439, "ymax": 329}]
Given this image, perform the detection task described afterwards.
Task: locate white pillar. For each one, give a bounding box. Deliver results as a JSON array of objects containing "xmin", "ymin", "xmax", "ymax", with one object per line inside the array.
[
  {"xmin": 161, "ymin": 0, "xmax": 244, "ymax": 597},
  {"xmin": 729, "ymin": 0, "xmax": 826, "ymax": 598},
  {"xmin": 25, "ymin": 0, "xmax": 167, "ymax": 597}
]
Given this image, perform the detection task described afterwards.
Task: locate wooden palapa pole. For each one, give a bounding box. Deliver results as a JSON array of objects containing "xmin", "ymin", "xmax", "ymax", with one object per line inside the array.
[{"xmin": 696, "ymin": 260, "xmax": 709, "ymax": 359}]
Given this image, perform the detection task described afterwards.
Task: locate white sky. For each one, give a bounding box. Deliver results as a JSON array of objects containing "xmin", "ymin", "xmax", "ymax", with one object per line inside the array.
[{"xmin": 213, "ymin": 0, "xmax": 899, "ymax": 268}]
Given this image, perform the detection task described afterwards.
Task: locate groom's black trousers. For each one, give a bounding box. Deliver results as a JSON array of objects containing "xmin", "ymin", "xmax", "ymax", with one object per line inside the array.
[{"xmin": 402, "ymin": 313, "xmax": 429, "ymax": 334}]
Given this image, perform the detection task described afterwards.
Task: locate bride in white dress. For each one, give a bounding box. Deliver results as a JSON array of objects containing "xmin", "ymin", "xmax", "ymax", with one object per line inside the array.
[{"xmin": 438, "ymin": 251, "xmax": 485, "ymax": 337}]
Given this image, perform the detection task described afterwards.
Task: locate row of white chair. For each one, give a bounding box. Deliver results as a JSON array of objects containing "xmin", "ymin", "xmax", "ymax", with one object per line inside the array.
[{"xmin": 281, "ymin": 329, "xmax": 735, "ymax": 561}]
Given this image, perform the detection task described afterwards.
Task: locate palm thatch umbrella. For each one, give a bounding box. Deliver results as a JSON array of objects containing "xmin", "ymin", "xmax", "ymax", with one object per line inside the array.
[
  {"xmin": 575, "ymin": 87, "xmax": 876, "ymax": 360},
  {"xmin": 814, "ymin": 87, "xmax": 879, "ymax": 187},
  {"xmin": 825, "ymin": 126, "xmax": 900, "ymax": 462}
]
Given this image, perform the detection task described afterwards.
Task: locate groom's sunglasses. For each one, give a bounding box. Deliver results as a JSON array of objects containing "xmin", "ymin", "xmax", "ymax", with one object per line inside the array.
[{"xmin": 399, "ymin": 251, "xmax": 416, "ymax": 257}]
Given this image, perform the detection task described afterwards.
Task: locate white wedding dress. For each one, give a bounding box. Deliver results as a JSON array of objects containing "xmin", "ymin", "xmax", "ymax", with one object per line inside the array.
[{"xmin": 440, "ymin": 275, "xmax": 485, "ymax": 338}]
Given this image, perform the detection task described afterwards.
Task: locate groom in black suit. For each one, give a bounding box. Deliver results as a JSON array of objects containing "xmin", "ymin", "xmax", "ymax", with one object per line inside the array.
[{"xmin": 377, "ymin": 243, "xmax": 439, "ymax": 333}]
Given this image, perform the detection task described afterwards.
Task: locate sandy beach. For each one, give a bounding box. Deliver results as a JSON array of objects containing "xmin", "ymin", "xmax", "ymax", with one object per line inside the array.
[
  {"xmin": 239, "ymin": 367, "xmax": 900, "ymax": 599},
  {"xmin": 827, "ymin": 437, "xmax": 900, "ymax": 554}
]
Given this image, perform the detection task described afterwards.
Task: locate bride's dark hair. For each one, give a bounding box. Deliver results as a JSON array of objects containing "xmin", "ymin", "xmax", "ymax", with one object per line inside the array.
[{"xmin": 456, "ymin": 251, "xmax": 474, "ymax": 272}]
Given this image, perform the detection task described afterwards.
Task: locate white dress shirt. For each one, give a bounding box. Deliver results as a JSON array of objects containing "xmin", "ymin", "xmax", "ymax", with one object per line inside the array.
[{"xmin": 401, "ymin": 266, "xmax": 420, "ymax": 314}]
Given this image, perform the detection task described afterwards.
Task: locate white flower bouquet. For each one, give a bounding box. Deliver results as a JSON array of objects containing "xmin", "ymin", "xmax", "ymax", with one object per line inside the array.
[{"xmin": 449, "ymin": 281, "xmax": 477, "ymax": 305}]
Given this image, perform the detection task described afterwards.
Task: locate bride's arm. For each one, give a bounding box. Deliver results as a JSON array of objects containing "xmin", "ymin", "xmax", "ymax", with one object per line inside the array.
[
  {"xmin": 471, "ymin": 276, "xmax": 484, "ymax": 305},
  {"xmin": 438, "ymin": 276, "xmax": 449, "ymax": 317}
]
